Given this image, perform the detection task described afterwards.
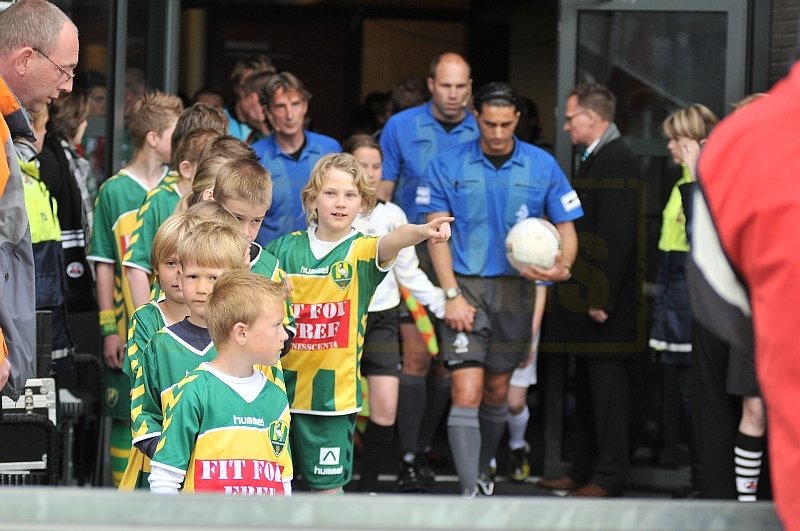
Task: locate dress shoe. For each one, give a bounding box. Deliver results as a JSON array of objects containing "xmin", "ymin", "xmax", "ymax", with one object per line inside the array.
[
  {"xmin": 536, "ymin": 475, "xmax": 582, "ymax": 491},
  {"xmin": 569, "ymin": 483, "xmax": 612, "ymax": 497}
]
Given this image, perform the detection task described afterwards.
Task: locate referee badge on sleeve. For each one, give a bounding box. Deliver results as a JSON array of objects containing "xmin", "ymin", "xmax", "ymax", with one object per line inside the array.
[
  {"xmin": 560, "ymin": 190, "xmax": 581, "ymax": 212},
  {"xmin": 416, "ymin": 186, "xmax": 431, "ymax": 206}
]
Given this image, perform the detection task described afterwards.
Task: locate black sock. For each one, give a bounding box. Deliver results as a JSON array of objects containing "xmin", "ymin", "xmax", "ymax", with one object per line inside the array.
[
  {"xmin": 359, "ymin": 421, "xmax": 395, "ymax": 492},
  {"xmin": 417, "ymin": 376, "xmax": 451, "ymax": 452},
  {"xmin": 734, "ymin": 432, "xmax": 764, "ymax": 502},
  {"xmin": 397, "ymin": 374, "xmax": 426, "ymax": 459}
]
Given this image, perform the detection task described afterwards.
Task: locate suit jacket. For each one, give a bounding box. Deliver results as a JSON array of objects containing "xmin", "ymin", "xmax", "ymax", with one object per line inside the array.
[{"xmin": 542, "ymin": 136, "xmax": 646, "ymax": 358}]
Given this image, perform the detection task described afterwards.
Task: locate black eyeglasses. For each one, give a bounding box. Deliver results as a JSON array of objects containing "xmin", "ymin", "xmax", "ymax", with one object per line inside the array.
[{"xmin": 34, "ymin": 48, "xmax": 75, "ymax": 81}]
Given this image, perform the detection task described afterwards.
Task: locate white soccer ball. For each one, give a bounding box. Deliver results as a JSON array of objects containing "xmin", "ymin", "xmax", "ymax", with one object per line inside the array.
[{"xmin": 505, "ymin": 217, "xmax": 561, "ymax": 271}]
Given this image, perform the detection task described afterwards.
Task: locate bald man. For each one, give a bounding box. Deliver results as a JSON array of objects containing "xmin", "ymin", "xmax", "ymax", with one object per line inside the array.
[{"xmin": 378, "ymin": 52, "xmax": 479, "ymax": 493}]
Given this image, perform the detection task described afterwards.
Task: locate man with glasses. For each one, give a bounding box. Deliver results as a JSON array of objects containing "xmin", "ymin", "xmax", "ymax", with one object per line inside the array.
[
  {"xmin": 536, "ymin": 82, "xmax": 643, "ymax": 497},
  {"xmin": 0, "ymin": 0, "xmax": 79, "ymax": 398}
]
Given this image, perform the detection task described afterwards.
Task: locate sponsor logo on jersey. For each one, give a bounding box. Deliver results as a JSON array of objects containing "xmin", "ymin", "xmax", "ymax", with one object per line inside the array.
[
  {"xmin": 300, "ymin": 265, "xmax": 329, "ymax": 275},
  {"xmin": 194, "ymin": 459, "xmax": 285, "ymax": 495},
  {"xmin": 291, "ymin": 300, "xmax": 351, "ymax": 350},
  {"xmin": 329, "ymin": 260, "xmax": 354, "ymax": 290},
  {"xmin": 232, "ymin": 415, "xmax": 265, "ymax": 427},
  {"xmin": 269, "ymin": 420, "xmax": 289, "ymax": 456},
  {"xmin": 119, "ymin": 233, "xmax": 132, "ymax": 257}
]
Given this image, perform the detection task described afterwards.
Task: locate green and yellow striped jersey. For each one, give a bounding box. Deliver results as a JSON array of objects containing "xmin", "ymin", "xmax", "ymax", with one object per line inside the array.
[{"xmin": 266, "ymin": 229, "xmax": 389, "ymax": 415}]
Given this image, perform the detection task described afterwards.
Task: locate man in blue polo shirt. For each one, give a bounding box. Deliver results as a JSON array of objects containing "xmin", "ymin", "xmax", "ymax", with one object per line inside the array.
[
  {"xmin": 252, "ymin": 71, "xmax": 341, "ymax": 245},
  {"xmin": 378, "ymin": 52, "xmax": 477, "ymax": 222},
  {"xmin": 421, "ymin": 82, "xmax": 582, "ymax": 498},
  {"xmin": 378, "ymin": 52, "xmax": 479, "ymax": 493}
]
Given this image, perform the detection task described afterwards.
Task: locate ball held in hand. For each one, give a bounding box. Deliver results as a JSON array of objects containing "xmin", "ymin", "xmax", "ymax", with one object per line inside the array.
[{"xmin": 505, "ymin": 217, "xmax": 561, "ymax": 271}]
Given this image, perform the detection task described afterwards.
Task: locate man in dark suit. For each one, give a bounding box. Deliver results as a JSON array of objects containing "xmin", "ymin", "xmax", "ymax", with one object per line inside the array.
[{"xmin": 537, "ymin": 83, "xmax": 644, "ymax": 497}]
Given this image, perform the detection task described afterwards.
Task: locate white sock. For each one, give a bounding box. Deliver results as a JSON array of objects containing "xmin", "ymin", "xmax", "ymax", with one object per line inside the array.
[
  {"xmin": 507, "ymin": 405, "xmax": 530, "ymax": 451},
  {"xmin": 735, "ymin": 444, "xmax": 762, "ymax": 502}
]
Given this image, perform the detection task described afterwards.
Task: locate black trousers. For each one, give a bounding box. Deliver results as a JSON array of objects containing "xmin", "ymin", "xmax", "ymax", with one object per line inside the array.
[
  {"xmin": 691, "ymin": 321, "xmax": 739, "ymax": 499},
  {"xmin": 568, "ymin": 357, "xmax": 630, "ymax": 493}
]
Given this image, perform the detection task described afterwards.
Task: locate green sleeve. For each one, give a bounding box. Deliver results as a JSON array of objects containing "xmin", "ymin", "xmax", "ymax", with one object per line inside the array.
[
  {"xmin": 88, "ymin": 183, "xmax": 116, "ymax": 261},
  {"xmin": 151, "ymin": 373, "xmax": 204, "ymax": 475},
  {"xmin": 132, "ymin": 335, "xmax": 164, "ymax": 441},
  {"xmin": 124, "ymin": 189, "xmax": 180, "ymax": 272}
]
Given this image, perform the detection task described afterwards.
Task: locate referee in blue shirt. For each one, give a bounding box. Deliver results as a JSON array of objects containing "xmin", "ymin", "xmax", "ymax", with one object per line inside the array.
[
  {"xmin": 420, "ymin": 82, "xmax": 582, "ymax": 497},
  {"xmin": 379, "ymin": 52, "xmax": 479, "ymax": 492}
]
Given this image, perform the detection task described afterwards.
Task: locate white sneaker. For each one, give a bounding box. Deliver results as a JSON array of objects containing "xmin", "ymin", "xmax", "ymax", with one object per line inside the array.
[
  {"xmin": 462, "ymin": 486, "xmax": 478, "ymax": 499},
  {"xmin": 476, "ymin": 474, "xmax": 495, "ymax": 496}
]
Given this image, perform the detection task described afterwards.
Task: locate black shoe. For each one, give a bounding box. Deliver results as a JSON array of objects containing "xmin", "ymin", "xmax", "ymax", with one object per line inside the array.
[
  {"xmin": 397, "ymin": 460, "xmax": 426, "ymax": 493},
  {"xmin": 508, "ymin": 444, "xmax": 531, "ymax": 482},
  {"xmin": 414, "ymin": 453, "xmax": 435, "ymax": 486}
]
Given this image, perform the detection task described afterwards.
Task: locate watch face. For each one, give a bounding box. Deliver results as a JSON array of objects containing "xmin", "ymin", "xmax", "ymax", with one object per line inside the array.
[{"xmin": 446, "ymin": 287, "xmax": 460, "ymax": 299}]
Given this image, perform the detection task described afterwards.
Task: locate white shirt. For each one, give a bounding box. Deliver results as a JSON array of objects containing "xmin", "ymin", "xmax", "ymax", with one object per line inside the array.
[{"xmin": 353, "ymin": 201, "xmax": 445, "ymax": 318}]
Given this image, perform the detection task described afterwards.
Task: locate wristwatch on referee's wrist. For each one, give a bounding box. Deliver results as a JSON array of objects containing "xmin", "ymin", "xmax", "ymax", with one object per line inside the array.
[{"xmin": 445, "ymin": 287, "xmax": 462, "ymax": 300}]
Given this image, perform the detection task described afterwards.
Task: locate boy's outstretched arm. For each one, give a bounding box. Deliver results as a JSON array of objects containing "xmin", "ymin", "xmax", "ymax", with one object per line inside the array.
[{"xmin": 378, "ymin": 216, "xmax": 453, "ymax": 264}]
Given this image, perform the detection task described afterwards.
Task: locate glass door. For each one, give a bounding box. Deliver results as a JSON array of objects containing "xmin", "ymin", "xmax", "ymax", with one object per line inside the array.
[{"xmin": 542, "ymin": 0, "xmax": 752, "ymax": 482}]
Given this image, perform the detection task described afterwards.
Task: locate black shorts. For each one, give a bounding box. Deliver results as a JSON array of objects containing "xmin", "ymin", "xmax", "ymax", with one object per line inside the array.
[
  {"xmin": 362, "ymin": 307, "xmax": 401, "ymax": 377},
  {"xmin": 726, "ymin": 345, "xmax": 760, "ymax": 397},
  {"xmin": 438, "ymin": 275, "xmax": 535, "ymax": 374}
]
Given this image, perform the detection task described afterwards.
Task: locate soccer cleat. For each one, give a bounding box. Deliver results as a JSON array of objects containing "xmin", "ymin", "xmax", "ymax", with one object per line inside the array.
[
  {"xmin": 397, "ymin": 460, "xmax": 426, "ymax": 493},
  {"xmin": 476, "ymin": 474, "xmax": 495, "ymax": 496},
  {"xmin": 509, "ymin": 444, "xmax": 531, "ymax": 482},
  {"xmin": 414, "ymin": 453, "xmax": 435, "ymax": 486}
]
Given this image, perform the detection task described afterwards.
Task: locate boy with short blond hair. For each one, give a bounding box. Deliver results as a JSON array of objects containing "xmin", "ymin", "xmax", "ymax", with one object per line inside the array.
[
  {"xmin": 265, "ymin": 153, "xmax": 452, "ymax": 492},
  {"xmin": 131, "ymin": 221, "xmax": 248, "ymax": 461},
  {"xmin": 149, "ymin": 270, "xmax": 292, "ymax": 495},
  {"xmin": 125, "ymin": 105, "xmax": 229, "ymax": 307},
  {"xmin": 213, "ymin": 157, "xmax": 296, "ymax": 359},
  {"xmin": 88, "ymin": 89, "xmax": 183, "ymax": 486},
  {"xmin": 119, "ymin": 209, "xmax": 201, "ymax": 490}
]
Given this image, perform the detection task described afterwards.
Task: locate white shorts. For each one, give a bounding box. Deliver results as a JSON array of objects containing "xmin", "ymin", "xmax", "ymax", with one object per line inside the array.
[
  {"xmin": 510, "ymin": 358, "xmax": 537, "ymax": 387},
  {"xmin": 510, "ymin": 330, "xmax": 539, "ymax": 388}
]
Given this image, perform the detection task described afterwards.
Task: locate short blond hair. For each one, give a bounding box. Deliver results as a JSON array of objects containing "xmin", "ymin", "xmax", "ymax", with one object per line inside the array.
[
  {"xmin": 206, "ymin": 270, "xmax": 288, "ymax": 350},
  {"xmin": 128, "ymin": 90, "xmax": 183, "ymax": 150},
  {"xmin": 151, "ymin": 210, "xmax": 203, "ymax": 271},
  {"xmin": 177, "ymin": 220, "xmax": 248, "ymax": 271},
  {"xmin": 185, "ymin": 200, "xmax": 240, "ymax": 229},
  {"xmin": 214, "ymin": 158, "xmax": 272, "ymax": 211},
  {"xmin": 662, "ymin": 103, "xmax": 718, "ymax": 142},
  {"xmin": 301, "ymin": 153, "xmax": 376, "ymax": 224}
]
